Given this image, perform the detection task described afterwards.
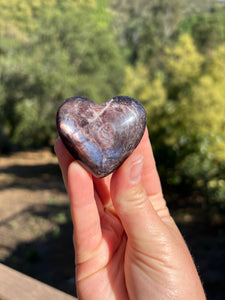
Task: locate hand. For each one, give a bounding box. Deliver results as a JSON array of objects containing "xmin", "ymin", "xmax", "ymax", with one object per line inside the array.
[{"xmin": 55, "ymin": 127, "xmax": 205, "ymax": 300}]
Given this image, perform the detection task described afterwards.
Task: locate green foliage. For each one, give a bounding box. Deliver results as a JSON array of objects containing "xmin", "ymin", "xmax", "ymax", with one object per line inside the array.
[
  {"xmin": 165, "ymin": 34, "xmax": 203, "ymax": 97},
  {"xmin": 111, "ymin": 0, "xmax": 181, "ymax": 67},
  {"xmin": 181, "ymin": 0, "xmax": 216, "ymax": 16},
  {"xmin": 164, "ymin": 37, "xmax": 225, "ymax": 162},
  {"xmin": 121, "ymin": 64, "xmax": 166, "ymax": 123},
  {"xmin": 178, "ymin": 9, "xmax": 225, "ymax": 53},
  {"xmin": 0, "ymin": 0, "xmax": 225, "ymax": 205},
  {"xmin": 163, "ymin": 39, "xmax": 225, "ymax": 202},
  {"xmin": 121, "ymin": 33, "xmax": 225, "ymax": 204},
  {"xmin": 0, "ymin": 0, "xmax": 125, "ymax": 147}
]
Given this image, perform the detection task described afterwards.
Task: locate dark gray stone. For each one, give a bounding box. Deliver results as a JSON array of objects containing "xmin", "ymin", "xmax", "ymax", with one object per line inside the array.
[{"xmin": 56, "ymin": 96, "xmax": 146, "ymax": 178}]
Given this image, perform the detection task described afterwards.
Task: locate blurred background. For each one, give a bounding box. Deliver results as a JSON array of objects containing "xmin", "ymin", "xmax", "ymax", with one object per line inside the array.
[{"xmin": 0, "ymin": 0, "xmax": 224, "ymax": 299}]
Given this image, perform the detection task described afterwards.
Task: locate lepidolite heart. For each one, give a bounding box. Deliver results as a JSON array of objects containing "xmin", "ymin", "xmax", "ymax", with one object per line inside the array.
[{"xmin": 56, "ymin": 96, "xmax": 146, "ymax": 178}]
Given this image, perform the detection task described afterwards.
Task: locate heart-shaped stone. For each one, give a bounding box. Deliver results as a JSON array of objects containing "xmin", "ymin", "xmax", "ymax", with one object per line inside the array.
[{"xmin": 56, "ymin": 96, "xmax": 146, "ymax": 178}]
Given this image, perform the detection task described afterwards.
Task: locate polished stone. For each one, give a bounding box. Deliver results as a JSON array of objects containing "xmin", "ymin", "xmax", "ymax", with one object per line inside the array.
[{"xmin": 56, "ymin": 96, "xmax": 146, "ymax": 178}]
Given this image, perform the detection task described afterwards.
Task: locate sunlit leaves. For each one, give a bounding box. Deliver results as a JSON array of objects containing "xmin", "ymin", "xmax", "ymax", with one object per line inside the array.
[
  {"xmin": 165, "ymin": 34, "xmax": 203, "ymax": 90},
  {"xmin": 121, "ymin": 64, "xmax": 166, "ymax": 121},
  {"xmin": 0, "ymin": 0, "xmax": 125, "ymax": 147}
]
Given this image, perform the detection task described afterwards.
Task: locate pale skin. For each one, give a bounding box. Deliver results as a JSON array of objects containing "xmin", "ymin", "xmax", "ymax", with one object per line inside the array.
[{"xmin": 55, "ymin": 127, "xmax": 206, "ymax": 300}]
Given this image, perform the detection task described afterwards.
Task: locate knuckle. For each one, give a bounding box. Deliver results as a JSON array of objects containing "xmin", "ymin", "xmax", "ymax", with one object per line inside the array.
[{"xmin": 126, "ymin": 185, "xmax": 147, "ymax": 208}]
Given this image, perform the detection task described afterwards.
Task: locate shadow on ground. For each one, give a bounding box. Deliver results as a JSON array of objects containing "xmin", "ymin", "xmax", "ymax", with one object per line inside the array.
[
  {"xmin": 0, "ymin": 203, "xmax": 76, "ymax": 297},
  {"xmin": 0, "ymin": 163, "xmax": 65, "ymax": 192}
]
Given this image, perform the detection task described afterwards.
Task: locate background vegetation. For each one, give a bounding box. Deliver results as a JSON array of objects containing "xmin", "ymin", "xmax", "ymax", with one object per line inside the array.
[
  {"xmin": 0, "ymin": 0, "xmax": 225, "ymax": 211},
  {"xmin": 1, "ymin": 1, "xmax": 225, "ymax": 299}
]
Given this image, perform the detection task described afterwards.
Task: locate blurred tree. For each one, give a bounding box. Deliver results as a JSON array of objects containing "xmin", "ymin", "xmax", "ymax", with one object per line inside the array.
[
  {"xmin": 121, "ymin": 33, "xmax": 225, "ymax": 202},
  {"xmin": 165, "ymin": 34, "xmax": 203, "ymax": 99},
  {"xmin": 178, "ymin": 9, "xmax": 225, "ymax": 53},
  {"xmin": 110, "ymin": 0, "xmax": 181, "ymax": 70},
  {"xmin": 162, "ymin": 36, "xmax": 225, "ymax": 201},
  {"xmin": 0, "ymin": 0, "xmax": 58, "ymax": 32},
  {"xmin": 0, "ymin": 0, "xmax": 125, "ymax": 148},
  {"xmin": 185, "ymin": 45, "xmax": 225, "ymax": 161},
  {"xmin": 181, "ymin": 0, "xmax": 216, "ymax": 16},
  {"xmin": 121, "ymin": 64, "xmax": 166, "ymax": 121},
  {"xmin": 164, "ymin": 35, "xmax": 225, "ymax": 160}
]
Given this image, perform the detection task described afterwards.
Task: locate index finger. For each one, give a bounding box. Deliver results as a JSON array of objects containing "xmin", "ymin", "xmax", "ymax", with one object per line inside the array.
[{"xmin": 54, "ymin": 137, "xmax": 74, "ymax": 191}]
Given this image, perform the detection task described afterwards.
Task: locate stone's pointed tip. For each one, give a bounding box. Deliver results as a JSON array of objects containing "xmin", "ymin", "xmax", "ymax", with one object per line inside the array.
[{"xmin": 56, "ymin": 96, "xmax": 147, "ymax": 178}]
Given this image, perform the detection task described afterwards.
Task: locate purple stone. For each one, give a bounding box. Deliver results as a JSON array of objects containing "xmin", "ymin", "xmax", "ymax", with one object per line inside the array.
[{"xmin": 56, "ymin": 96, "xmax": 146, "ymax": 178}]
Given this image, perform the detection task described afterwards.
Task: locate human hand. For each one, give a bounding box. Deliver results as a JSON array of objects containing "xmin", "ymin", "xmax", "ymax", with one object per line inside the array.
[{"xmin": 55, "ymin": 127, "xmax": 206, "ymax": 300}]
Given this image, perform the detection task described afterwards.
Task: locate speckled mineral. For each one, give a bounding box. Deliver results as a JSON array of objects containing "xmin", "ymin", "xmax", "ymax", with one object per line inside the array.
[{"xmin": 56, "ymin": 96, "xmax": 146, "ymax": 178}]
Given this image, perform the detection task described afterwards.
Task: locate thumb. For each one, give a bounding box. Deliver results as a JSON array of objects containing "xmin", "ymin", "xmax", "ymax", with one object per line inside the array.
[{"xmin": 110, "ymin": 153, "xmax": 165, "ymax": 246}]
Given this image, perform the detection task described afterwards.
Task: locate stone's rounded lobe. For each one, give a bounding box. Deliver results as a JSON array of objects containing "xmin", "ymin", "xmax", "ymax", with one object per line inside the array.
[{"xmin": 56, "ymin": 96, "xmax": 147, "ymax": 178}]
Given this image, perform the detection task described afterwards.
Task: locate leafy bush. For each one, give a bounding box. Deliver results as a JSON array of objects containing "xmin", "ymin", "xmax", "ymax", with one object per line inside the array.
[
  {"xmin": 0, "ymin": 0, "xmax": 125, "ymax": 148},
  {"xmin": 121, "ymin": 34, "xmax": 225, "ymax": 204}
]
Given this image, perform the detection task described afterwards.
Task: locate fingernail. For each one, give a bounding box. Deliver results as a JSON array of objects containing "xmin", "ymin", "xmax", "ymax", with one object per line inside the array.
[{"xmin": 129, "ymin": 154, "xmax": 144, "ymax": 184}]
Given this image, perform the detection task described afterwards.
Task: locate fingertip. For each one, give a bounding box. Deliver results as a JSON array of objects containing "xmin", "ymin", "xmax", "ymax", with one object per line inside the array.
[
  {"xmin": 111, "ymin": 153, "xmax": 144, "ymax": 192},
  {"xmin": 68, "ymin": 161, "xmax": 94, "ymax": 208},
  {"xmin": 54, "ymin": 137, "xmax": 69, "ymax": 160},
  {"xmin": 54, "ymin": 137, "xmax": 75, "ymax": 191},
  {"xmin": 54, "ymin": 136, "xmax": 61, "ymax": 156},
  {"xmin": 135, "ymin": 126, "xmax": 149, "ymax": 153},
  {"xmin": 54, "ymin": 137, "xmax": 74, "ymax": 162},
  {"xmin": 68, "ymin": 161, "xmax": 92, "ymax": 183},
  {"xmin": 54, "ymin": 136, "xmax": 61, "ymax": 151},
  {"xmin": 110, "ymin": 153, "xmax": 145, "ymax": 212}
]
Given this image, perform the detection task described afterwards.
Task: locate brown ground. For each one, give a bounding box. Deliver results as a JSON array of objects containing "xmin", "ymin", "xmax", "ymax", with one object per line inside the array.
[
  {"xmin": 0, "ymin": 150, "xmax": 224, "ymax": 299},
  {"xmin": 0, "ymin": 150, "xmax": 76, "ymax": 296}
]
